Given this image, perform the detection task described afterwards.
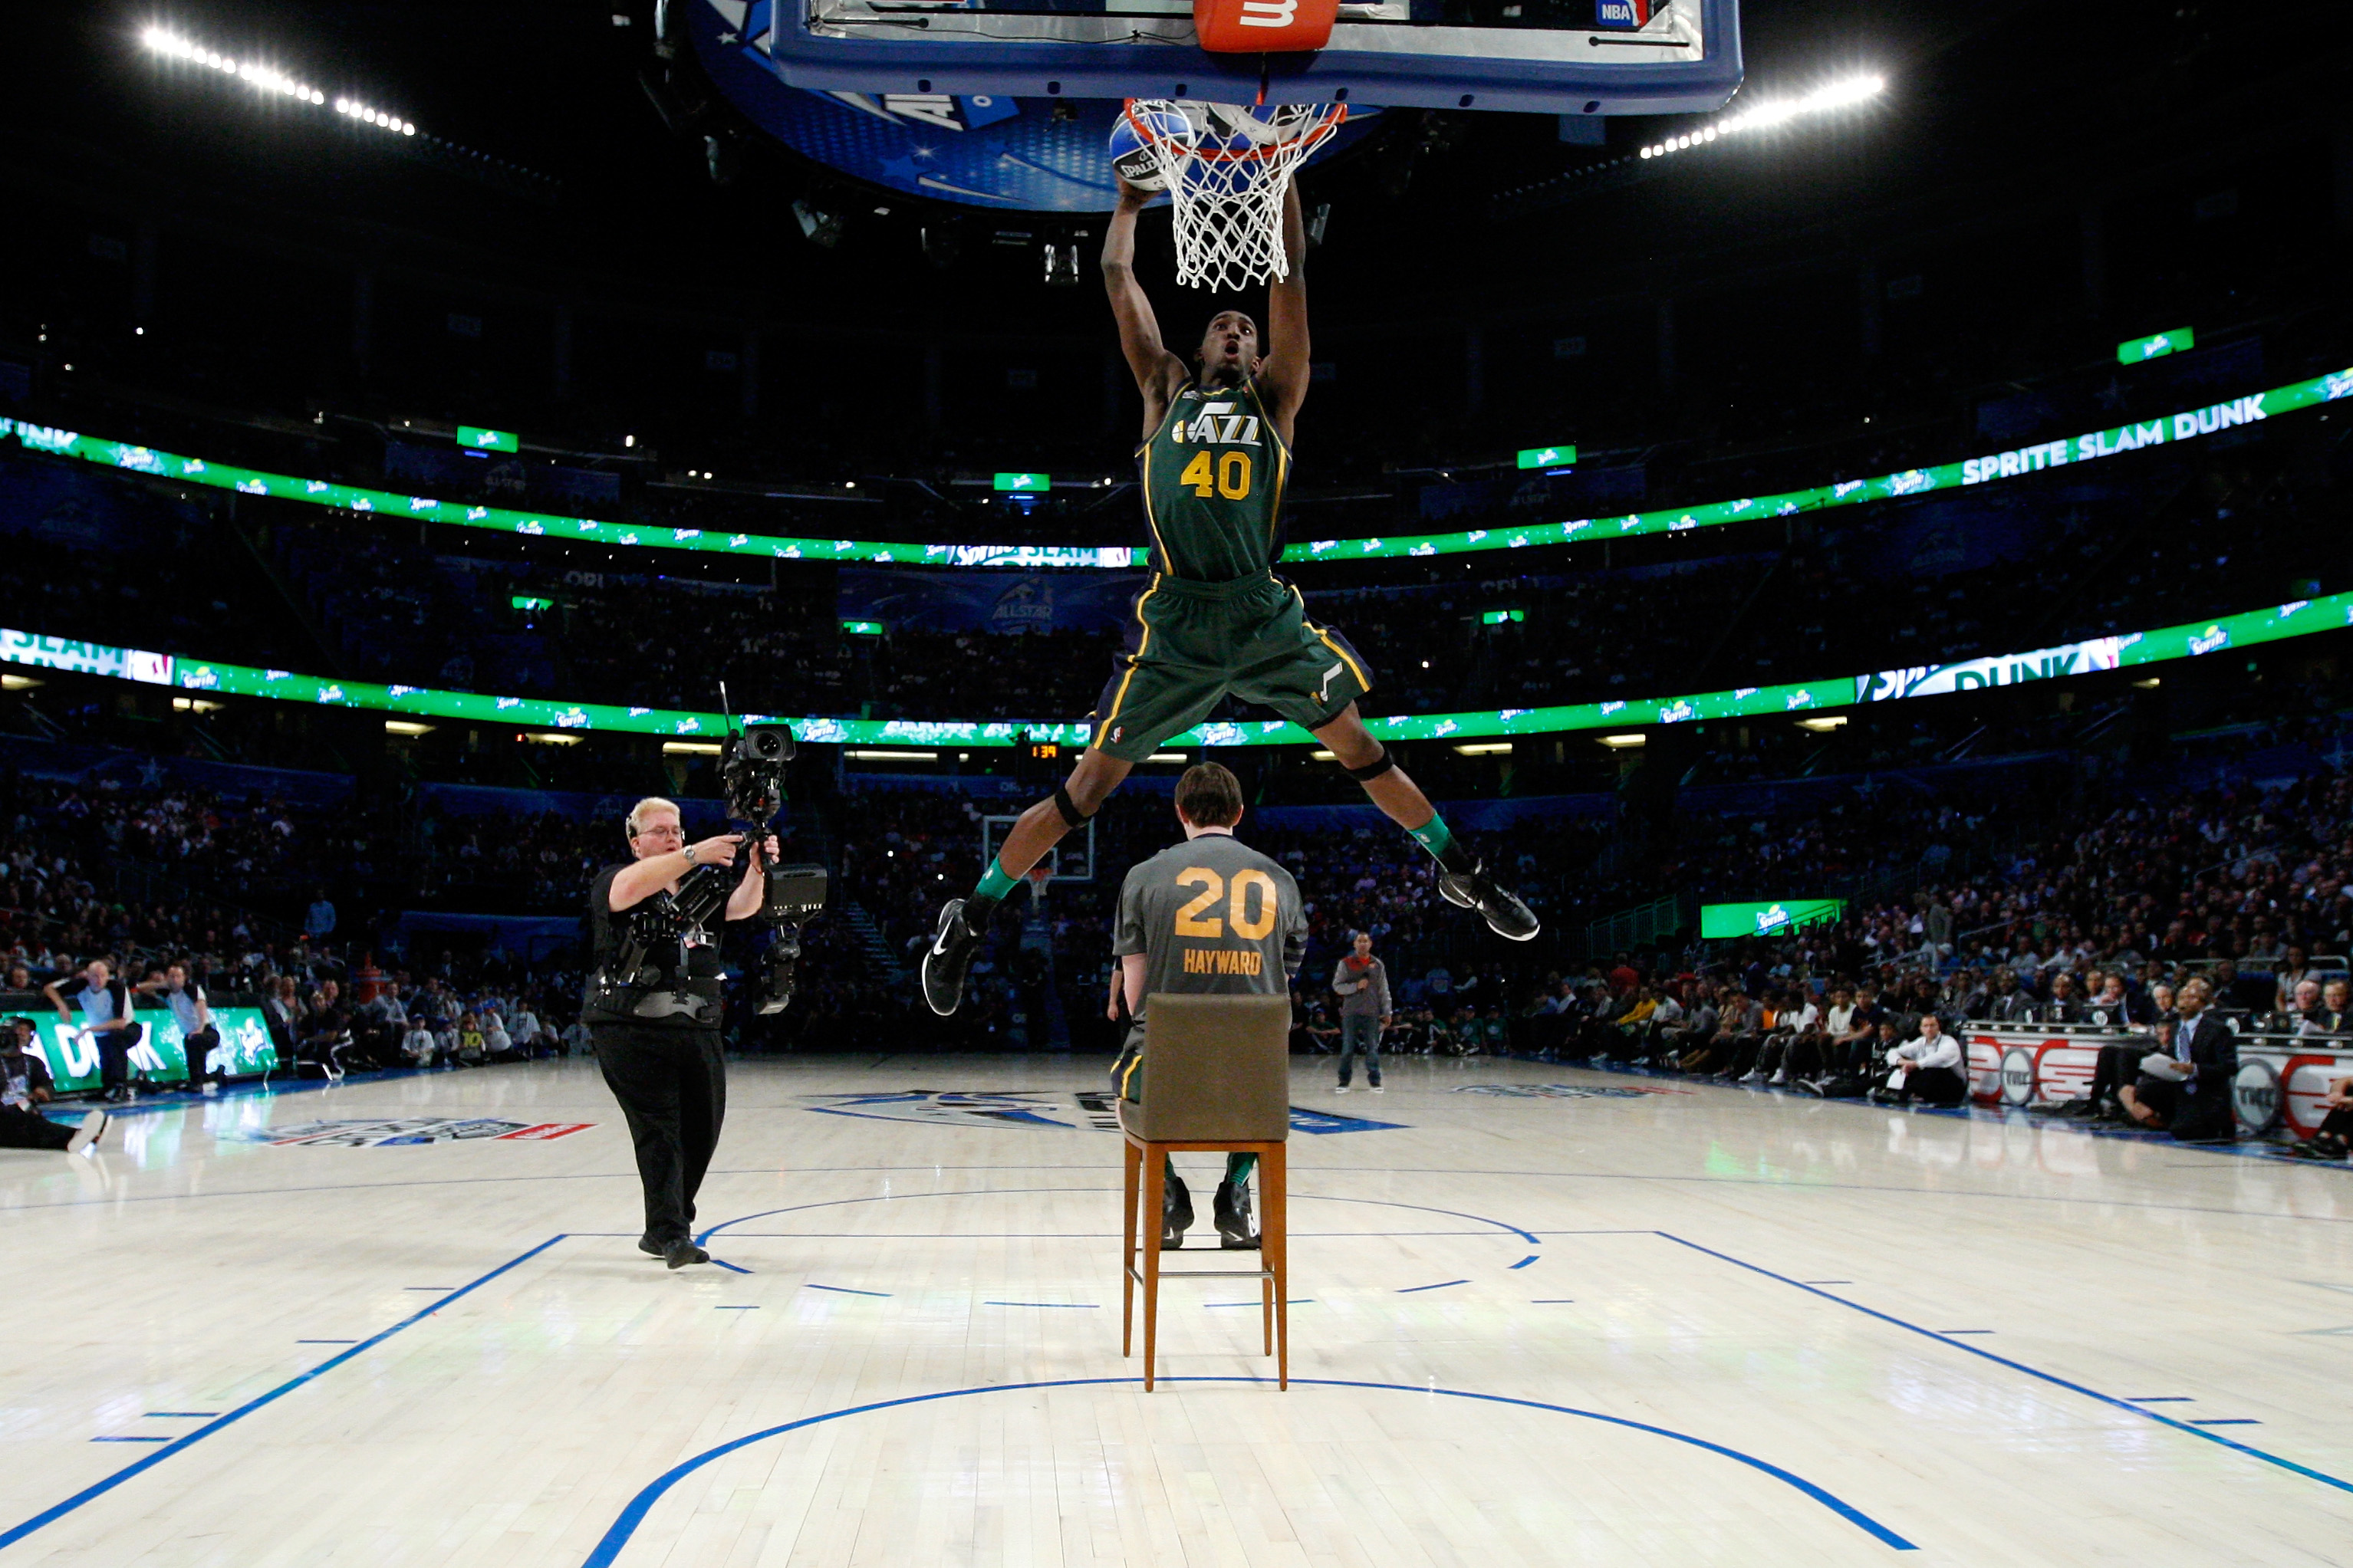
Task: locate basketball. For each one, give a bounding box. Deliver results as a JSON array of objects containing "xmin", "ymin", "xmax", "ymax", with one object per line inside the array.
[{"xmin": 1107, "ymin": 102, "xmax": 1192, "ymax": 190}]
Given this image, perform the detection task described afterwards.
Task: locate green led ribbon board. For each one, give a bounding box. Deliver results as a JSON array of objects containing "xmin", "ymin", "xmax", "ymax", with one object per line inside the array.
[
  {"xmin": 1516, "ymin": 445, "xmax": 1576, "ymax": 469},
  {"xmin": 457, "ymin": 426, "xmax": 519, "ymax": 452},
  {"xmin": 993, "ymin": 472, "xmax": 1051, "ymax": 492},
  {"xmin": 9, "ymin": 363, "xmax": 2344, "ymax": 570},
  {"xmin": 1700, "ymin": 899, "xmax": 1845, "ymax": 939},
  {"xmin": 840, "ymin": 620, "xmax": 884, "ymax": 636},
  {"xmin": 3, "ymin": 590, "xmax": 2345, "ymax": 751}
]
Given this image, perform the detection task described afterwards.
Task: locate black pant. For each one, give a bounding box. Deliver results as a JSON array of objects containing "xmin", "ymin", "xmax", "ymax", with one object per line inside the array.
[
  {"xmin": 0, "ymin": 1103, "xmax": 75, "ymax": 1151},
  {"xmin": 1894, "ymin": 1065, "xmax": 1968, "ymax": 1107},
  {"xmin": 183, "ymin": 1026, "xmax": 222, "ymax": 1085},
  {"xmin": 94, "ymin": 1023, "xmax": 143, "ymax": 1094},
  {"xmin": 594, "ymin": 1024, "xmax": 727, "ymax": 1246}
]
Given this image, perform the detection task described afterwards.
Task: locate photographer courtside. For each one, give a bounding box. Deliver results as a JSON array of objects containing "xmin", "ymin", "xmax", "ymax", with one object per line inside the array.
[{"xmin": 582, "ymin": 796, "xmax": 782, "ymax": 1271}]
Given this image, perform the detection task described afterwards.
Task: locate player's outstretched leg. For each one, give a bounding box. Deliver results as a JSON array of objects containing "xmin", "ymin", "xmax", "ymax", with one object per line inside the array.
[
  {"xmin": 1309, "ymin": 705, "xmax": 1539, "ymax": 942},
  {"xmin": 923, "ymin": 748, "xmax": 1135, "ymax": 1016}
]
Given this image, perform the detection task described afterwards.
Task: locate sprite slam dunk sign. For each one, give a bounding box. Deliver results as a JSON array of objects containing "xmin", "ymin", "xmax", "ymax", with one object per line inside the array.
[
  {"xmin": 23, "ymin": 1005, "xmax": 278, "ymax": 1093},
  {"xmin": 1700, "ymin": 899, "xmax": 1845, "ymax": 940}
]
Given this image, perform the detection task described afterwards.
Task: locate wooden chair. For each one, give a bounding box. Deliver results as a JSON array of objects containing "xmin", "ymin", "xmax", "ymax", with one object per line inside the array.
[{"xmin": 1118, "ymin": 992, "xmax": 1292, "ymax": 1392}]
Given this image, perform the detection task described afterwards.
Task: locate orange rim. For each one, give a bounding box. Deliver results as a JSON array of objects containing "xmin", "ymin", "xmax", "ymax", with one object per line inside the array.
[{"xmin": 1121, "ymin": 100, "xmax": 1348, "ymax": 166}]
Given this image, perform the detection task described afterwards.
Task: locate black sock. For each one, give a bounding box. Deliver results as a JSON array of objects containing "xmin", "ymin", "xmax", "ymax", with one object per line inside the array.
[{"xmin": 962, "ymin": 892, "xmax": 999, "ymax": 927}]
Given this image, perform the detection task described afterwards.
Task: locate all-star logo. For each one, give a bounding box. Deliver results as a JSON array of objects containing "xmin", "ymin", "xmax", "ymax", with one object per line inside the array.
[
  {"xmin": 232, "ymin": 1117, "xmax": 594, "ymax": 1146},
  {"xmin": 798, "ymin": 1092, "xmax": 1082, "ymax": 1129}
]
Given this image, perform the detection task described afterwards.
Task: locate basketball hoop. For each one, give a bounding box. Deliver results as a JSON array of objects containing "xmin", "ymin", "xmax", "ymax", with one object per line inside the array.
[
  {"xmin": 1119, "ymin": 100, "xmax": 1347, "ymax": 291},
  {"xmin": 1025, "ymin": 863, "xmax": 1055, "ymax": 902}
]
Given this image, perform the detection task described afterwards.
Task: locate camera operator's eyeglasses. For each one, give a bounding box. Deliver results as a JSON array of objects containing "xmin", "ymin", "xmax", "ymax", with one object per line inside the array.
[{"xmin": 634, "ymin": 825, "xmax": 685, "ymax": 840}]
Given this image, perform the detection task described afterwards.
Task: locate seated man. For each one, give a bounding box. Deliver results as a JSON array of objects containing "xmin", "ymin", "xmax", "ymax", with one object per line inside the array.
[
  {"xmin": 1871, "ymin": 1013, "xmax": 1968, "ymax": 1106},
  {"xmin": 2120, "ymin": 978, "xmax": 2236, "ymax": 1140},
  {"xmin": 0, "ymin": 1016, "xmax": 109, "ymax": 1157},
  {"xmin": 1110, "ymin": 763, "xmax": 1306, "ymax": 1251},
  {"xmin": 138, "ymin": 962, "xmax": 222, "ymax": 1091}
]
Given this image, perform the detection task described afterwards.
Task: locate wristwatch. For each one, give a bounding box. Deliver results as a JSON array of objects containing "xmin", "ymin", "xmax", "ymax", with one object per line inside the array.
[{"xmin": 682, "ymin": 843, "xmax": 696, "ymax": 866}]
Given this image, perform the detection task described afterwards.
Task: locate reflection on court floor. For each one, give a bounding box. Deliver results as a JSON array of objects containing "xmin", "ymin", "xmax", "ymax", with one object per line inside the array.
[{"xmin": 3, "ymin": 1054, "xmax": 2350, "ymax": 1566}]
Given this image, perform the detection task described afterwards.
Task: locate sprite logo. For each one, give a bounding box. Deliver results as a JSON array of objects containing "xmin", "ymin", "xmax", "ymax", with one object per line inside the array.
[{"xmin": 1755, "ymin": 903, "xmax": 1790, "ymax": 934}]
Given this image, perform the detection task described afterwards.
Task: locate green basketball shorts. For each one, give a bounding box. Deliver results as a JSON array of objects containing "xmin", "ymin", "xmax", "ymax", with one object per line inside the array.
[{"xmin": 1088, "ymin": 571, "xmax": 1374, "ymax": 762}]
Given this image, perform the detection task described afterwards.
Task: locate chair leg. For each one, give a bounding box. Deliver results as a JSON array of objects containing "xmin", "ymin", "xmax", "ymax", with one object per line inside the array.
[
  {"xmin": 1121, "ymin": 1137, "xmax": 1140, "ymax": 1359},
  {"xmin": 1140, "ymin": 1148, "xmax": 1164, "ymax": 1393},
  {"xmin": 1266, "ymin": 1143, "xmax": 1288, "ymax": 1391}
]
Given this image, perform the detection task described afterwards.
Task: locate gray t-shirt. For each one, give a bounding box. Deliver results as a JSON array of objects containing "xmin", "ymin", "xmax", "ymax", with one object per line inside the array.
[{"xmin": 1113, "ymin": 831, "xmax": 1306, "ymax": 1024}]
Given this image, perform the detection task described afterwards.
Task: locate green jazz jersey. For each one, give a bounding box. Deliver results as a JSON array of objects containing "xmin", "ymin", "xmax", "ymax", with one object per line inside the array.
[{"xmin": 1137, "ymin": 377, "xmax": 1293, "ymax": 583}]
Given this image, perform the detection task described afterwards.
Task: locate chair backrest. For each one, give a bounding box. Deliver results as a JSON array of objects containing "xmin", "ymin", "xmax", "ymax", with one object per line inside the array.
[{"xmin": 1130, "ymin": 993, "xmax": 1293, "ymax": 1144}]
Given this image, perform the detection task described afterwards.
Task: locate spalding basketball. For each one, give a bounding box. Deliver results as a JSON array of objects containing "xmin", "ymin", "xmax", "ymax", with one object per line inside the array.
[{"xmin": 1107, "ymin": 103, "xmax": 1193, "ymax": 191}]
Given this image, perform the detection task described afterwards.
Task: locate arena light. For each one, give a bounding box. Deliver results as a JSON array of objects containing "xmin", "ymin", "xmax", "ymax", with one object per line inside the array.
[
  {"xmin": 141, "ymin": 26, "xmax": 327, "ymax": 107},
  {"xmin": 1599, "ymin": 734, "xmax": 1647, "ymax": 748},
  {"xmin": 662, "ymin": 740, "xmax": 722, "ymax": 754},
  {"xmin": 1640, "ymin": 73, "xmax": 1884, "ymax": 162},
  {"xmin": 0, "ymin": 674, "xmax": 41, "ymax": 690},
  {"xmin": 1794, "ymin": 715, "xmax": 1847, "ymax": 731},
  {"xmin": 520, "ymin": 731, "xmax": 583, "ymax": 746},
  {"xmin": 1145, "ymin": 752, "xmax": 1190, "ymax": 763},
  {"xmin": 844, "ymin": 748, "xmax": 939, "ymax": 761},
  {"xmin": 383, "ymin": 719, "xmax": 434, "ymax": 735},
  {"xmin": 1453, "ymin": 741, "xmax": 1513, "ymax": 755}
]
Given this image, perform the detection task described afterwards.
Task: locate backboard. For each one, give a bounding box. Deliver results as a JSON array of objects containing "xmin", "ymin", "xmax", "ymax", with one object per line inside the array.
[
  {"xmin": 695, "ymin": 0, "xmax": 1741, "ymax": 117},
  {"xmin": 982, "ymin": 815, "xmax": 1097, "ymax": 882}
]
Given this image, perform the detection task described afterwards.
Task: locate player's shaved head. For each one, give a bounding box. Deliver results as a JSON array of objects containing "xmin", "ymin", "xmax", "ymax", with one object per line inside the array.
[{"xmin": 1174, "ymin": 763, "xmax": 1244, "ymax": 829}]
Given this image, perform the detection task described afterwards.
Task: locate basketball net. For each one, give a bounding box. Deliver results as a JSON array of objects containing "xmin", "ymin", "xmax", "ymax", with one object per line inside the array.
[
  {"xmin": 1124, "ymin": 100, "xmax": 1346, "ymax": 291},
  {"xmin": 1025, "ymin": 863, "xmax": 1055, "ymax": 904}
]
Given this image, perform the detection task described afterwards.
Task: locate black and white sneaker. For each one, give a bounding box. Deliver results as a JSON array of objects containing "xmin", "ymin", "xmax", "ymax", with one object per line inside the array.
[
  {"xmin": 1437, "ymin": 861, "xmax": 1540, "ymax": 942},
  {"xmin": 1213, "ymin": 1180, "xmax": 1260, "ymax": 1251},
  {"xmin": 67, "ymin": 1109, "xmax": 109, "ymax": 1158},
  {"xmin": 1161, "ymin": 1174, "xmax": 1195, "ymax": 1251},
  {"xmin": 920, "ymin": 899, "xmax": 985, "ymax": 1017}
]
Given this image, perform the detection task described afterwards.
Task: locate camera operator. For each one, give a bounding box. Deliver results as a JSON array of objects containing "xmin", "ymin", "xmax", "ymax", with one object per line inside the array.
[
  {"xmin": 585, "ymin": 796, "xmax": 778, "ymax": 1271},
  {"xmin": 2, "ymin": 1015, "xmax": 110, "ymax": 1155}
]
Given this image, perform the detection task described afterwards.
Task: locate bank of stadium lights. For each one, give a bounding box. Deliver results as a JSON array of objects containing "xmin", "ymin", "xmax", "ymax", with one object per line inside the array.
[
  {"xmin": 141, "ymin": 27, "xmax": 329, "ymax": 107},
  {"xmin": 1638, "ymin": 74, "xmax": 1887, "ymax": 162},
  {"xmin": 144, "ymin": 25, "xmax": 420, "ymax": 134}
]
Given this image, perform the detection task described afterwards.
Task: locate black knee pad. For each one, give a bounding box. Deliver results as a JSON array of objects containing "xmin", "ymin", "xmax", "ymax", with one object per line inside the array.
[
  {"xmin": 1053, "ymin": 781, "xmax": 1095, "ymax": 830},
  {"xmin": 1341, "ymin": 747, "xmax": 1395, "ymax": 784}
]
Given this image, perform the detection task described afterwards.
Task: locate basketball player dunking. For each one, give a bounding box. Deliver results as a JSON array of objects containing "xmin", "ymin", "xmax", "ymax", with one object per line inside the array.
[{"xmin": 922, "ymin": 176, "xmax": 1537, "ymax": 1016}]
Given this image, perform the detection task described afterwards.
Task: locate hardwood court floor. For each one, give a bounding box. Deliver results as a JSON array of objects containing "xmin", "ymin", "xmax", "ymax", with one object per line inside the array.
[{"xmin": 4, "ymin": 1052, "xmax": 2351, "ymax": 1566}]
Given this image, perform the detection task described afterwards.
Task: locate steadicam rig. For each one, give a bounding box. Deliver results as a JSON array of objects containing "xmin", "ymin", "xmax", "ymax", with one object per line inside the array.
[{"xmin": 712, "ymin": 716, "xmax": 828, "ymax": 1015}]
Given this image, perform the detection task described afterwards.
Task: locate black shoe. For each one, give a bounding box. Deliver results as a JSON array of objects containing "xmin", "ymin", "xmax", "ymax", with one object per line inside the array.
[
  {"xmin": 637, "ymin": 1233, "xmax": 665, "ymax": 1257},
  {"xmin": 1213, "ymin": 1180, "xmax": 1260, "ymax": 1251},
  {"xmin": 920, "ymin": 899, "xmax": 984, "ymax": 1017},
  {"xmin": 663, "ymin": 1238, "xmax": 709, "ymax": 1269},
  {"xmin": 1161, "ymin": 1174, "xmax": 1194, "ymax": 1251},
  {"xmin": 1437, "ymin": 860, "xmax": 1540, "ymax": 942}
]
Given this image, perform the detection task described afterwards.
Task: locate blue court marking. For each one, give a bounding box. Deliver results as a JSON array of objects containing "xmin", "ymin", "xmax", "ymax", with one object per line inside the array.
[
  {"xmin": 708, "ymin": 1259, "xmax": 752, "ymax": 1275},
  {"xmin": 803, "ymin": 1284, "xmax": 890, "ymax": 1298},
  {"xmin": 1397, "ymin": 1280, "xmax": 1469, "ymax": 1294},
  {"xmin": 1657, "ymin": 1232, "xmax": 2353, "ymax": 1497},
  {"xmin": 576, "ymin": 1376, "xmax": 1916, "ymax": 1566},
  {"xmin": 1205, "ymin": 1300, "xmax": 1312, "ymax": 1307},
  {"xmin": 714, "ymin": 1306, "xmax": 759, "ymax": 1311},
  {"xmin": 2190, "ymin": 1418, "xmax": 2262, "ymax": 1425},
  {"xmin": 1531, "ymin": 1298, "xmax": 1576, "ymax": 1303},
  {"xmin": 90, "ymin": 1437, "xmax": 169, "ymax": 1444},
  {"xmin": 1509, "ymin": 1254, "xmax": 1538, "ymax": 1269},
  {"xmin": 0, "ymin": 1234, "xmax": 564, "ymax": 1555},
  {"xmin": 141, "ymin": 1412, "xmax": 216, "ymax": 1418},
  {"xmin": 984, "ymin": 1301, "xmax": 1098, "ymax": 1309}
]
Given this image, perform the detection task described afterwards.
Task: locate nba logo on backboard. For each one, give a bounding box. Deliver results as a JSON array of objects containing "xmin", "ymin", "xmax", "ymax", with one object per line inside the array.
[{"xmin": 1594, "ymin": 0, "xmax": 1667, "ymax": 25}]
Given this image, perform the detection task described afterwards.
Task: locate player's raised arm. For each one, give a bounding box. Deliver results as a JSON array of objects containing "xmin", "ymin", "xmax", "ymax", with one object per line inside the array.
[
  {"xmin": 1104, "ymin": 181, "xmax": 1188, "ymax": 421},
  {"xmin": 1257, "ymin": 182, "xmax": 1311, "ymax": 440}
]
